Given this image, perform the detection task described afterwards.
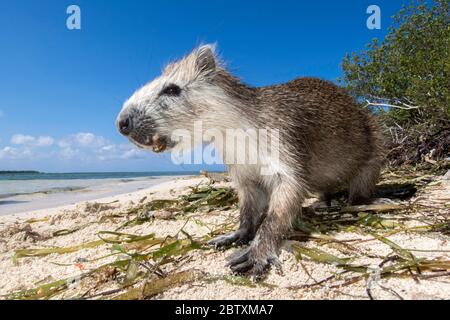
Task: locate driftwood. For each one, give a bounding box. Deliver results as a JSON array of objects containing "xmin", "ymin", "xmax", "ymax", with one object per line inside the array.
[
  {"xmin": 200, "ymin": 171, "xmax": 230, "ymax": 183},
  {"xmin": 113, "ymin": 270, "xmax": 205, "ymax": 300}
]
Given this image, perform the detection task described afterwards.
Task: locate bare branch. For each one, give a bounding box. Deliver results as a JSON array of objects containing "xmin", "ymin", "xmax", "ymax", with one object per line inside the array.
[{"xmin": 364, "ymin": 100, "xmax": 420, "ymax": 110}]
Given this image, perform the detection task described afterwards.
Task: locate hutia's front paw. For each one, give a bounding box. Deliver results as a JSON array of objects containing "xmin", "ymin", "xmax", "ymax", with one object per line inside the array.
[
  {"xmin": 228, "ymin": 247, "xmax": 281, "ymax": 280},
  {"xmin": 207, "ymin": 229, "xmax": 252, "ymax": 248}
]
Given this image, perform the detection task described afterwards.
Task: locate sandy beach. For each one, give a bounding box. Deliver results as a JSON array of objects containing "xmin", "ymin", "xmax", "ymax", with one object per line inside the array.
[{"xmin": 0, "ymin": 171, "xmax": 449, "ymax": 300}]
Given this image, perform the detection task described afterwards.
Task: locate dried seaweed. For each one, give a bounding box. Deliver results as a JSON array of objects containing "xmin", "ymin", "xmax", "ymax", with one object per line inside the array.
[
  {"xmin": 113, "ymin": 270, "xmax": 205, "ymax": 300},
  {"xmin": 182, "ymin": 186, "xmax": 238, "ymax": 213},
  {"xmin": 116, "ymin": 186, "xmax": 238, "ymax": 230},
  {"xmin": 6, "ymin": 231, "xmax": 205, "ymax": 300},
  {"xmin": 13, "ymin": 239, "xmax": 106, "ymax": 262},
  {"xmin": 293, "ymin": 245, "xmax": 354, "ymax": 266},
  {"xmin": 25, "ymin": 217, "xmax": 49, "ymax": 224}
]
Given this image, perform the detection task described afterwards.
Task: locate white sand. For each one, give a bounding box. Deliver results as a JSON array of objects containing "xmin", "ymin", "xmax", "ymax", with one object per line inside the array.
[{"xmin": 0, "ymin": 174, "xmax": 449, "ymax": 300}]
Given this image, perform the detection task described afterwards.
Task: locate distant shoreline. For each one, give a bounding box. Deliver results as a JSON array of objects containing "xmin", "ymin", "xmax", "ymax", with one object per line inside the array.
[{"xmin": 0, "ymin": 170, "xmax": 41, "ymax": 175}]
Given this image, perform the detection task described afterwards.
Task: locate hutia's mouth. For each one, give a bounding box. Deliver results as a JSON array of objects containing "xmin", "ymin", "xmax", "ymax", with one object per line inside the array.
[
  {"xmin": 152, "ymin": 138, "xmax": 167, "ymax": 153},
  {"xmin": 130, "ymin": 135, "xmax": 173, "ymax": 153}
]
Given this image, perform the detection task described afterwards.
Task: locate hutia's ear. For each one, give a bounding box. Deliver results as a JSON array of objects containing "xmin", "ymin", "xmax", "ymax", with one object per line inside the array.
[{"xmin": 194, "ymin": 44, "xmax": 217, "ymax": 76}]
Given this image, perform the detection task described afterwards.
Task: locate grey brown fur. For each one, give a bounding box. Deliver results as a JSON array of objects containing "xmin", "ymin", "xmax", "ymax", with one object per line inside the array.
[{"xmin": 117, "ymin": 45, "xmax": 384, "ymax": 278}]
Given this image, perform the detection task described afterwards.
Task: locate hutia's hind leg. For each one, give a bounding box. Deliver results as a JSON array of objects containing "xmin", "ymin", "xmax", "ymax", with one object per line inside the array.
[
  {"xmin": 348, "ymin": 161, "xmax": 381, "ymax": 205},
  {"xmin": 320, "ymin": 192, "xmax": 333, "ymax": 207}
]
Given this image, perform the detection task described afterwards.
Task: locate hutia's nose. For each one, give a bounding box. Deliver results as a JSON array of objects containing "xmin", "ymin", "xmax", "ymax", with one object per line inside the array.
[{"xmin": 118, "ymin": 116, "xmax": 133, "ymax": 136}]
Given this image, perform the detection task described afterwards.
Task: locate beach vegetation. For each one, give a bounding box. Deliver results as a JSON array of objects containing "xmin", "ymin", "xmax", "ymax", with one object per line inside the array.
[{"xmin": 341, "ymin": 0, "xmax": 450, "ymax": 166}]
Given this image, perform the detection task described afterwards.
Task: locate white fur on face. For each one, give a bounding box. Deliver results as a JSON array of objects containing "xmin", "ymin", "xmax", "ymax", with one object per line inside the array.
[
  {"xmin": 117, "ymin": 45, "xmax": 229, "ymax": 138},
  {"xmin": 119, "ymin": 45, "xmax": 217, "ymax": 116}
]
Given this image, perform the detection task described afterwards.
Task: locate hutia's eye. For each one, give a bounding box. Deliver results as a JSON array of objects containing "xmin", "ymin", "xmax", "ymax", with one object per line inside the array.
[{"xmin": 161, "ymin": 84, "xmax": 181, "ymax": 96}]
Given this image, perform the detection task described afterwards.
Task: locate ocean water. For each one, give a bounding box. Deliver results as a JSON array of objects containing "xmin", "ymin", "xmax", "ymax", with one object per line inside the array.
[{"xmin": 0, "ymin": 171, "xmax": 198, "ymax": 199}]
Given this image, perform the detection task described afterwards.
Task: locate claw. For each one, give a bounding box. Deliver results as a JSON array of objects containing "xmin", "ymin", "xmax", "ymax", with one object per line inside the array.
[
  {"xmin": 227, "ymin": 248, "xmax": 250, "ymax": 267},
  {"xmin": 227, "ymin": 247, "xmax": 279, "ymax": 280},
  {"xmin": 231, "ymin": 260, "xmax": 254, "ymax": 274},
  {"xmin": 269, "ymin": 256, "xmax": 284, "ymax": 275},
  {"xmin": 207, "ymin": 233, "xmax": 240, "ymax": 248},
  {"xmin": 207, "ymin": 229, "xmax": 252, "ymax": 249}
]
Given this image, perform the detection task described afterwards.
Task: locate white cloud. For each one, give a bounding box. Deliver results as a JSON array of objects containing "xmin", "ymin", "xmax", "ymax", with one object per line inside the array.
[
  {"xmin": 96, "ymin": 143, "xmax": 146, "ymax": 161},
  {"xmin": 0, "ymin": 147, "xmax": 16, "ymax": 159},
  {"xmin": 0, "ymin": 146, "xmax": 33, "ymax": 159},
  {"xmin": 58, "ymin": 132, "xmax": 107, "ymax": 148},
  {"xmin": 11, "ymin": 134, "xmax": 54, "ymax": 147},
  {"xmin": 36, "ymin": 136, "xmax": 55, "ymax": 147},
  {"xmin": 1, "ymin": 132, "xmax": 146, "ymax": 163},
  {"xmin": 56, "ymin": 132, "xmax": 145, "ymax": 161},
  {"xmin": 74, "ymin": 132, "xmax": 106, "ymax": 147},
  {"xmin": 59, "ymin": 147, "xmax": 79, "ymax": 160},
  {"xmin": 57, "ymin": 140, "xmax": 70, "ymax": 148},
  {"xmin": 122, "ymin": 148, "xmax": 146, "ymax": 160},
  {"xmin": 11, "ymin": 134, "xmax": 35, "ymax": 145}
]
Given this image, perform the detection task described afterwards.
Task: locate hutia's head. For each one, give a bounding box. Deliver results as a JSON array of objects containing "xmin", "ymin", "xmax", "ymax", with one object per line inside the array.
[{"xmin": 116, "ymin": 44, "xmax": 220, "ymax": 153}]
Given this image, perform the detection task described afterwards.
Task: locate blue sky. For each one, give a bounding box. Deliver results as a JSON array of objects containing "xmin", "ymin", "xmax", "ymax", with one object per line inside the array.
[{"xmin": 0, "ymin": 0, "xmax": 405, "ymax": 172}]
